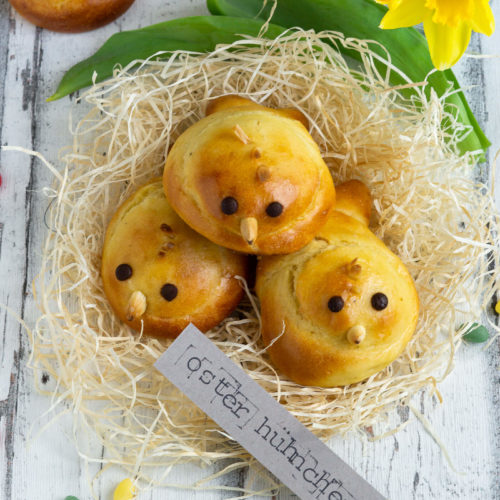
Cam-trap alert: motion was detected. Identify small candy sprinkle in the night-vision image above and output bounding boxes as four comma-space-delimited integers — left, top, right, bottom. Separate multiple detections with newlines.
113, 478, 136, 500
495, 300, 500, 315
462, 323, 489, 343
64, 496, 80, 500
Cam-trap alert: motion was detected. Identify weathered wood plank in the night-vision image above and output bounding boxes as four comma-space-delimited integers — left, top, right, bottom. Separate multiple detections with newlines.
0, 6, 38, 500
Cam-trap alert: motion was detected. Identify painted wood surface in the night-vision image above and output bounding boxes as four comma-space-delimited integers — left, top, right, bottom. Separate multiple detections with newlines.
0, 0, 499, 499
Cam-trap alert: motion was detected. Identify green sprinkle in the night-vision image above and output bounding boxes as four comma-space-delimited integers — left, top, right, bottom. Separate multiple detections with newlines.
64, 496, 80, 500
462, 323, 489, 343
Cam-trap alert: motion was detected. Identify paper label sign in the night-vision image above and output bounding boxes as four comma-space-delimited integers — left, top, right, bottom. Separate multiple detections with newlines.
154, 324, 384, 500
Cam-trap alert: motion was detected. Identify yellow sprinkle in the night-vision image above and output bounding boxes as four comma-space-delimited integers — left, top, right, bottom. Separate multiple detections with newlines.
495, 300, 500, 315
113, 478, 136, 500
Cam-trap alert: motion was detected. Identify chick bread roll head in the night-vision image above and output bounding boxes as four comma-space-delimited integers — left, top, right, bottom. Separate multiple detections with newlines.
256, 180, 419, 387
163, 96, 335, 254
101, 179, 248, 338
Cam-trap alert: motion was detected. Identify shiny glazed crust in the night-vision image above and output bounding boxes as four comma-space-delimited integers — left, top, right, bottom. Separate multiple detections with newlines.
163, 96, 335, 255
256, 180, 419, 387
9, 0, 135, 32
101, 179, 248, 338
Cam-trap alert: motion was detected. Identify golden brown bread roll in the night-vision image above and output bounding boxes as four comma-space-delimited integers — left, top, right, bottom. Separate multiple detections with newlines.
9, 0, 135, 33
256, 180, 419, 387
163, 96, 335, 255
101, 179, 248, 338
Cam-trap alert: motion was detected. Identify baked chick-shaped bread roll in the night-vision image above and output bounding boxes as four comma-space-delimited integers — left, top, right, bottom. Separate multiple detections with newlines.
163, 96, 335, 254
101, 179, 248, 338
256, 180, 419, 387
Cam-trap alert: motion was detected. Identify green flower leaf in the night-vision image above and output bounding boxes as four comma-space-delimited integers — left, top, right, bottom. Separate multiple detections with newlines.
48, 16, 284, 102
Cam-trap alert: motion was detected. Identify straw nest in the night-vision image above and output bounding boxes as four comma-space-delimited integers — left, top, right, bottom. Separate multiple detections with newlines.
30, 29, 499, 492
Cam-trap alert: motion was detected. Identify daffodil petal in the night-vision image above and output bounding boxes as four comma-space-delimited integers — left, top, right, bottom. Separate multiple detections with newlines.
379, 0, 428, 29
424, 19, 472, 70
426, 0, 474, 27
470, 0, 495, 36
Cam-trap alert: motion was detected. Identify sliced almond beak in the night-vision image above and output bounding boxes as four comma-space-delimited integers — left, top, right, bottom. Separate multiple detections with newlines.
240, 217, 258, 245
126, 290, 147, 321
347, 325, 366, 345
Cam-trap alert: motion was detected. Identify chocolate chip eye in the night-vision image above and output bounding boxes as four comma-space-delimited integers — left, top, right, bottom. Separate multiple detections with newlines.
371, 293, 388, 311
161, 283, 178, 301
115, 263, 132, 281
221, 196, 238, 215
328, 296, 344, 312
266, 201, 283, 217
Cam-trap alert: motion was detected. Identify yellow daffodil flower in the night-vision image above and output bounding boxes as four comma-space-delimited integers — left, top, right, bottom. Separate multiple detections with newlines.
376, 0, 495, 70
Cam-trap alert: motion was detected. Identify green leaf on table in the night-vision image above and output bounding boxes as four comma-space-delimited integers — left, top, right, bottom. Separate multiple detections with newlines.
48, 16, 284, 101
207, 0, 490, 158
462, 323, 489, 343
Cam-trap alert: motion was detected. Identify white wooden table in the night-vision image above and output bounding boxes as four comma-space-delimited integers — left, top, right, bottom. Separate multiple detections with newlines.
0, 1, 499, 499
